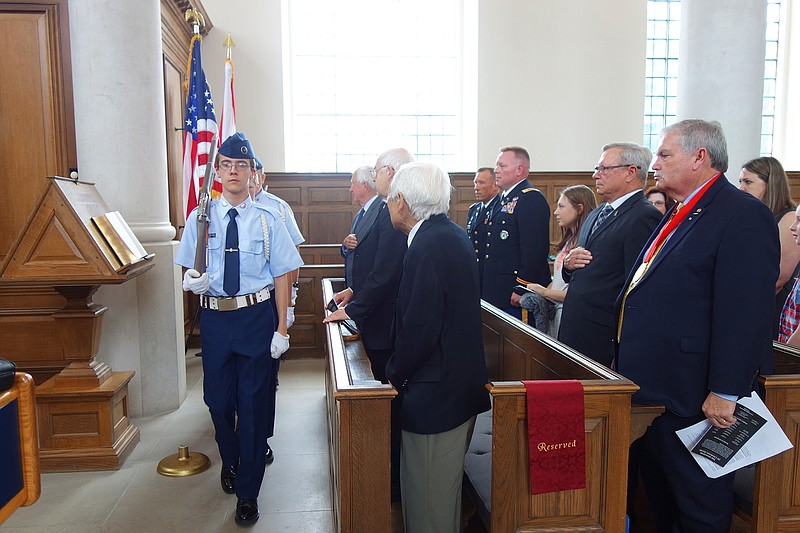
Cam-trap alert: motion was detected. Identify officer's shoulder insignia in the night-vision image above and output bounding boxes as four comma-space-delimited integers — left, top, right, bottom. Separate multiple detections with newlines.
469, 201, 480, 208
521, 187, 539, 193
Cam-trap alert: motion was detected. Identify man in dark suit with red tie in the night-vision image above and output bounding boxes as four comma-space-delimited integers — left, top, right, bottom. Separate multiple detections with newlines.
615, 120, 780, 532
558, 142, 661, 365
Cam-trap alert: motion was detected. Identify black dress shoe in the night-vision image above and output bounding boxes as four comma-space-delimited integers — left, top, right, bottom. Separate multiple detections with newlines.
235, 497, 259, 526
265, 444, 274, 465
220, 465, 237, 494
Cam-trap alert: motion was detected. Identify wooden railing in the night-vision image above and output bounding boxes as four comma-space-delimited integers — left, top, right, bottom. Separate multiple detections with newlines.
322, 278, 396, 533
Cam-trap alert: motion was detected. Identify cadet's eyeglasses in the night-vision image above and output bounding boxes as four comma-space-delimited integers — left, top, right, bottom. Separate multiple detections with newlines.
219, 161, 252, 171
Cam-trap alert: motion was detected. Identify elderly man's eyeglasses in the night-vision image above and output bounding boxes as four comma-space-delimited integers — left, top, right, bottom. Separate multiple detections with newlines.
219, 161, 252, 171
593, 164, 640, 174
370, 165, 390, 178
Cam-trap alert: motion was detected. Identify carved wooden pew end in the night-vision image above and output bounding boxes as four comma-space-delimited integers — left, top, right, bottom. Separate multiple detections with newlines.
468, 304, 638, 532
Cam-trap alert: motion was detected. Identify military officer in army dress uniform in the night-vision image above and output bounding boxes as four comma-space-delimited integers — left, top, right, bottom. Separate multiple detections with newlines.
176, 132, 303, 527
465, 167, 500, 292
482, 146, 551, 319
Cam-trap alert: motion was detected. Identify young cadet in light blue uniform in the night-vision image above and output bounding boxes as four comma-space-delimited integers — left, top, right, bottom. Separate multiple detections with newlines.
248, 157, 305, 465
176, 132, 303, 527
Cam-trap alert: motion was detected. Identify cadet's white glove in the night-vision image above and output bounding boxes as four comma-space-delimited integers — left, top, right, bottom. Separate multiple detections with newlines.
286, 307, 295, 329
290, 286, 298, 306
182, 269, 209, 295
271, 332, 290, 359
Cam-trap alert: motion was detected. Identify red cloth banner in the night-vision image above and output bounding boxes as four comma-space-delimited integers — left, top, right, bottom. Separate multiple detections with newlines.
524, 379, 586, 495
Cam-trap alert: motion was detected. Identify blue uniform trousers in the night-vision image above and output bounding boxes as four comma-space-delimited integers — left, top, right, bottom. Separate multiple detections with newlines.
200, 301, 274, 499
266, 290, 280, 439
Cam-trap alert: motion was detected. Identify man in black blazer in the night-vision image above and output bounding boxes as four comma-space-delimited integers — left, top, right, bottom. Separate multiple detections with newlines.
558, 142, 661, 365
616, 120, 779, 532
483, 146, 551, 318
385, 161, 491, 533
465, 167, 500, 292
324, 147, 413, 502
325, 148, 413, 382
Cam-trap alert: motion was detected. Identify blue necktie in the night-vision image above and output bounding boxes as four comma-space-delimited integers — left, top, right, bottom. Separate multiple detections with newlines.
351, 207, 365, 233
591, 203, 614, 234
223, 208, 239, 296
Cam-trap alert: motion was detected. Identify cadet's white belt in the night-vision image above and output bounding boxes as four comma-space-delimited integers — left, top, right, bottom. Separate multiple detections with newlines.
200, 288, 271, 312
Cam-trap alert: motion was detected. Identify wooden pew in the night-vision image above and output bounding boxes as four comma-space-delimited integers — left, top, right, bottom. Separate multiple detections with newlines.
733, 343, 800, 531
0, 372, 40, 525
322, 278, 396, 533
466, 303, 639, 532
465, 302, 637, 533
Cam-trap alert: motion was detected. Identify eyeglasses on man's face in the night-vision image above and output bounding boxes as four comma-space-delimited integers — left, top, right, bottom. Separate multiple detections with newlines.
219, 160, 252, 171
593, 164, 640, 174
370, 165, 390, 178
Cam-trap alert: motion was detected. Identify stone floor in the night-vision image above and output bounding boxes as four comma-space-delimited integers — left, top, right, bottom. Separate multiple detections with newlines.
3, 353, 334, 532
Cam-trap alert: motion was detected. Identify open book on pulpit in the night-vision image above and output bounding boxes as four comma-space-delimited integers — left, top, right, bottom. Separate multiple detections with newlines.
0, 176, 155, 284
90, 211, 153, 273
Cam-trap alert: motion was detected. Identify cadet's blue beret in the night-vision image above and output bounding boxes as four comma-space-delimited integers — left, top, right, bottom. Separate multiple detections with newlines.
219, 132, 255, 159
255, 157, 263, 170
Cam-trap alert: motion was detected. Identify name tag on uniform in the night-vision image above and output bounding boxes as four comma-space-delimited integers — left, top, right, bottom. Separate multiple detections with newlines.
209, 232, 216, 238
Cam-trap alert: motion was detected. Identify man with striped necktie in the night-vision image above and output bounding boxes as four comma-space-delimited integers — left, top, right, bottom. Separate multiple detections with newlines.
558, 142, 661, 366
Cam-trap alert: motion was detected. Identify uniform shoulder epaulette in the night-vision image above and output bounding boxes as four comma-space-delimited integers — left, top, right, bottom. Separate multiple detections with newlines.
252, 202, 281, 219
521, 187, 540, 193
469, 201, 481, 208
264, 191, 285, 203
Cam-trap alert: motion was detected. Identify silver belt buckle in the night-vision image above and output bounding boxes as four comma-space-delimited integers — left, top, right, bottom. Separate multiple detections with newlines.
203, 289, 269, 311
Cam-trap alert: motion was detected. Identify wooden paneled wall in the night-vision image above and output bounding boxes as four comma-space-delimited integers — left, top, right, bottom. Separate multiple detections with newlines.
269, 170, 800, 252
266, 171, 598, 252
0, 0, 77, 264
278, 170, 800, 359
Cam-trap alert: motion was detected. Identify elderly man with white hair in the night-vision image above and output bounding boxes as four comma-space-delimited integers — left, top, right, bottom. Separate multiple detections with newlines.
385, 161, 491, 533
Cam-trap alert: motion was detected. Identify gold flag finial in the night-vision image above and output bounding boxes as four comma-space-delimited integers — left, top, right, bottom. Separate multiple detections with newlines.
184, 9, 206, 35
223, 33, 236, 61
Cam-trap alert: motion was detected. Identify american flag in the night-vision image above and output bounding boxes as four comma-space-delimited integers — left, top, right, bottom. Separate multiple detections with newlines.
182, 35, 219, 218
219, 57, 236, 145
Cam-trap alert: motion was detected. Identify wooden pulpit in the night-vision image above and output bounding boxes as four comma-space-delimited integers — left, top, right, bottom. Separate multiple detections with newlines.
0, 177, 154, 472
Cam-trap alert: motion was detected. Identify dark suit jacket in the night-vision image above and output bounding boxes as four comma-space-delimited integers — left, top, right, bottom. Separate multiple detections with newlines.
558, 191, 661, 365
386, 214, 491, 434
615, 177, 780, 416
466, 195, 500, 292
345, 203, 407, 351
342, 195, 382, 286
481, 180, 551, 309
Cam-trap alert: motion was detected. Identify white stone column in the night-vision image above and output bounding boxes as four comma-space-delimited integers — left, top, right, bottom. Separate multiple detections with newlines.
678, 0, 767, 180
68, 0, 186, 416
